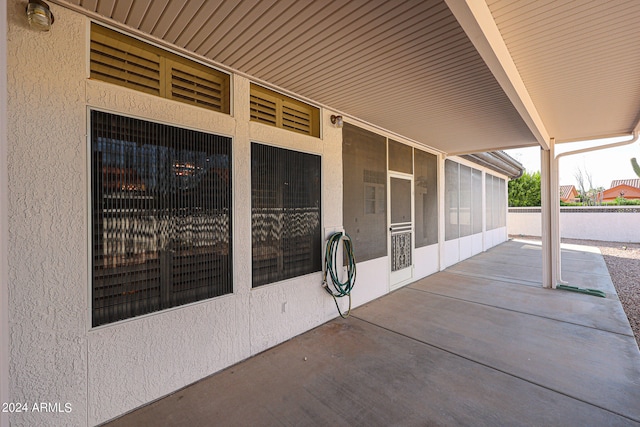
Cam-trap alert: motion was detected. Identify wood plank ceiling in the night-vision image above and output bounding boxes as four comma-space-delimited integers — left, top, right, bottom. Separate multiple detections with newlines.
56, 0, 640, 154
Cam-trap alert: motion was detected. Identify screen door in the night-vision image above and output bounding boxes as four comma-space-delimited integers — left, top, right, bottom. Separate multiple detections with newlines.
389, 174, 413, 288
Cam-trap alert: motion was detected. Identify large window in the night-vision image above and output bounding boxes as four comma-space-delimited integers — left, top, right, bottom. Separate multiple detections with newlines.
91, 111, 232, 327
251, 143, 322, 287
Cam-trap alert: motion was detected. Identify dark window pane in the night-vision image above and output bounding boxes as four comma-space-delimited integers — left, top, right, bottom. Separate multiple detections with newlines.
91, 111, 232, 327
342, 123, 387, 261
251, 143, 321, 287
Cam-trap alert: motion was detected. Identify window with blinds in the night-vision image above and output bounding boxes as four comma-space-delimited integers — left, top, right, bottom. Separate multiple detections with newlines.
250, 84, 320, 137
90, 110, 232, 327
90, 24, 230, 114
251, 143, 321, 287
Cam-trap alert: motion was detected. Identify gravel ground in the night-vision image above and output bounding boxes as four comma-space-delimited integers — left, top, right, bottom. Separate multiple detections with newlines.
513, 236, 640, 350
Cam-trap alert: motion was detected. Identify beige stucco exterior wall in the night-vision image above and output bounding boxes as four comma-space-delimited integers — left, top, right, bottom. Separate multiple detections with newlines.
1, 0, 10, 426
6, 4, 346, 425
7, 3, 87, 426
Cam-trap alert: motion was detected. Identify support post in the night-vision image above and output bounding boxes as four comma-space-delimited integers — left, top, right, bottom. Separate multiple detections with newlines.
540, 141, 561, 288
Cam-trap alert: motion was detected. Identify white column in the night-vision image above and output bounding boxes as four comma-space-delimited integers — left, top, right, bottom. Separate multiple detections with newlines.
540, 142, 561, 288
1, 0, 10, 425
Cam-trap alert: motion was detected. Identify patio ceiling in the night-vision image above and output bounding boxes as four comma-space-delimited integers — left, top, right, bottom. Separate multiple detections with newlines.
55, 0, 640, 155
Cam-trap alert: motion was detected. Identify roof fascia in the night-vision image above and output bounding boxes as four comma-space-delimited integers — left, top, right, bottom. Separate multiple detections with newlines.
445, 0, 550, 150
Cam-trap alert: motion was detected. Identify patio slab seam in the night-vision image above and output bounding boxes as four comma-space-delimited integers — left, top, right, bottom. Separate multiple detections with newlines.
349, 314, 640, 424
441, 267, 544, 287
406, 278, 635, 339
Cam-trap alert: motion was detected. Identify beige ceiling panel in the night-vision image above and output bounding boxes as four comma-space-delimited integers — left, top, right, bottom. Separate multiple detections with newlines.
249, 1, 386, 79
488, 0, 640, 141
147, 1, 192, 39
278, 2, 452, 90
137, 0, 170, 34
218, 1, 318, 66
78, 0, 98, 12
160, 0, 211, 44
198, 1, 276, 58
178, 0, 239, 52
94, 0, 116, 18
111, 0, 134, 23
125, 0, 151, 28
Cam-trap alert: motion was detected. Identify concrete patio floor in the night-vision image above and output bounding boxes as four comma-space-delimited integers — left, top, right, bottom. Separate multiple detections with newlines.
105, 239, 640, 426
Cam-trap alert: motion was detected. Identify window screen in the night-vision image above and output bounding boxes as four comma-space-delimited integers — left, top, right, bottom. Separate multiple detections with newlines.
445, 160, 459, 241
342, 123, 387, 262
251, 143, 321, 287
414, 149, 438, 247
472, 169, 483, 234
485, 174, 506, 230
91, 111, 232, 327
388, 139, 412, 174
459, 165, 472, 237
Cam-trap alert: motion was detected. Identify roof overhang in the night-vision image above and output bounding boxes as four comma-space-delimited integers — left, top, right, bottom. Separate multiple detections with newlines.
51, 0, 640, 155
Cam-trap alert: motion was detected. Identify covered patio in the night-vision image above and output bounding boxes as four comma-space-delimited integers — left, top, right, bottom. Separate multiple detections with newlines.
105, 239, 640, 426
3, 1, 640, 425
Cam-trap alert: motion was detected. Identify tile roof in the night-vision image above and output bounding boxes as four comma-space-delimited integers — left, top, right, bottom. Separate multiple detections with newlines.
610, 179, 640, 189
559, 185, 577, 200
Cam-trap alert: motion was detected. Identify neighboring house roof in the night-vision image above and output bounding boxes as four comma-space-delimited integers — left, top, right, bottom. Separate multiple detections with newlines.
610, 179, 640, 189
559, 185, 579, 202
601, 184, 640, 201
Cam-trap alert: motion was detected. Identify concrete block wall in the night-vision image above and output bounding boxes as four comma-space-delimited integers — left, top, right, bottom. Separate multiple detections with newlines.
508, 207, 640, 243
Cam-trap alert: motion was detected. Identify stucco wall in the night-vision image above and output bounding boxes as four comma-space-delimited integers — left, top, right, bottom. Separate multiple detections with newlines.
508, 207, 640, 243
1, 0, 10, 425
7, 4, 88, 426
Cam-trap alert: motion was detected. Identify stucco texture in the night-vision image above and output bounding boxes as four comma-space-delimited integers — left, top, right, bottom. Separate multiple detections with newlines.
7, 4, 87, 426
7, 4, 347, 425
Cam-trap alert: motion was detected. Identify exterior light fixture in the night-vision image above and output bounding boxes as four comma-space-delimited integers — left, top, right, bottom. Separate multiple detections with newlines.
330, 115, 343, 128
26, 0, 55, 31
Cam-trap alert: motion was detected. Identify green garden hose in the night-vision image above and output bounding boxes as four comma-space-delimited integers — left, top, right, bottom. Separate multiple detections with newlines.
322, 232, 357, 318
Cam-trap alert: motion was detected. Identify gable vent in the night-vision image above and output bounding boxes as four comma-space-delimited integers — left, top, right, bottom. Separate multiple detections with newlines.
250, 84, 319, 137
90, 24, 230, 114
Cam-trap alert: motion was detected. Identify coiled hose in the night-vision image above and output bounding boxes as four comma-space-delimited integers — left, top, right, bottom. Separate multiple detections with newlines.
322, 232, 356, 319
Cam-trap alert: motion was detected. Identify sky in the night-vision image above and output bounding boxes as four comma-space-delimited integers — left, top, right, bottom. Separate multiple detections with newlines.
503, 135, 640, 190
